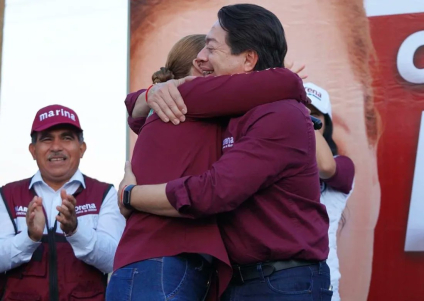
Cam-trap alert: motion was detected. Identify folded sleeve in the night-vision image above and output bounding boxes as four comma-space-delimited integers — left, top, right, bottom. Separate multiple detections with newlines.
322, 156, 355, 194
179, 68, 308, 118
125, 89, 147, 134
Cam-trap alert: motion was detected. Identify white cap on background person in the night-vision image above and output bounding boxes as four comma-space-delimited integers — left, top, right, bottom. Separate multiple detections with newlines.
303, 82, 332, 119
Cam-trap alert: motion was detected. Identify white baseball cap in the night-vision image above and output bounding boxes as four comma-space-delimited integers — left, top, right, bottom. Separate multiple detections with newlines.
303, 82, 332, 119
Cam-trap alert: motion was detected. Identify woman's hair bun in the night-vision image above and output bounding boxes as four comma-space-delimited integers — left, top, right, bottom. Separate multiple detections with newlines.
152, 67, 175, 84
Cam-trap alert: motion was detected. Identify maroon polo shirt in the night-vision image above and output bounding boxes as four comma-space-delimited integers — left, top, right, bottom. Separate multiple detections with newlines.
114, 68, 306, 295
166, 100, 330, 265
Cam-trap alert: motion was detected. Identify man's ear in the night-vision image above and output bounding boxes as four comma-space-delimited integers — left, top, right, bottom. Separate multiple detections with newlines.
79, 142, 87, 159
244, 50, 258, 72
192, 58, 204, 76
29, 143, 36, 160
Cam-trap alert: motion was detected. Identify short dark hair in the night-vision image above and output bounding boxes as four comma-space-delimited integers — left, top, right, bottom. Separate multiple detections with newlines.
31, 125, 84, 144
217, 4, 287, 71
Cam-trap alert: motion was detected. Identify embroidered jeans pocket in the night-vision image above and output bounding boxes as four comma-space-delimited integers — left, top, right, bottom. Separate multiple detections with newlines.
105, 268, 137, 301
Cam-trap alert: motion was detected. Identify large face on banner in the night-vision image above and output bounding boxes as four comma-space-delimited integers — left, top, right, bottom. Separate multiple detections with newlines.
129, 1, 380, 300
366, 2, 424, 300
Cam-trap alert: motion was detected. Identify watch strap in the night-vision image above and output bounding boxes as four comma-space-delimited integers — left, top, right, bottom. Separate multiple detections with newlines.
123, 184, 136, 210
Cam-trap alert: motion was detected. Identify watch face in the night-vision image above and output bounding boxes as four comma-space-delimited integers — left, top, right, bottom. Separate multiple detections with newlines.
123, 186, 133, 209
123, 190, 130, 205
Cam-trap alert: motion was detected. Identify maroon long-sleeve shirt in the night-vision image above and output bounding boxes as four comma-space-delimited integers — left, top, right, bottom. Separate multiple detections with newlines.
166, 100, 330, 265
114, 68, 306, 295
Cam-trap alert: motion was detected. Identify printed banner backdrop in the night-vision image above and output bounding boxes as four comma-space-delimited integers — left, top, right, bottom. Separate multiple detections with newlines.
129, 0, 424, 300
367, 1, 424, 300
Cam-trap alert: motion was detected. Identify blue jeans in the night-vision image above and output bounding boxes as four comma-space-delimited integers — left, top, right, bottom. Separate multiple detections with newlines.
221, 261, 333, 301
106, 254, 212, 301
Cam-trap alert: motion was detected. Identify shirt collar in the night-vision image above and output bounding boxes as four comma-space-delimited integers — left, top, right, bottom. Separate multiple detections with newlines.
29, 169, 86, 190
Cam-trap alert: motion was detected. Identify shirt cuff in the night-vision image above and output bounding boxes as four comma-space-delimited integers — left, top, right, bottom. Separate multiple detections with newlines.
322, 163, 339, 183
127, 116, 147, 134
322, 156, 354, 194
66, 225, 95, 255
166, 177, 196, 218
13, 231, 41, 255
125, 89, 146, 116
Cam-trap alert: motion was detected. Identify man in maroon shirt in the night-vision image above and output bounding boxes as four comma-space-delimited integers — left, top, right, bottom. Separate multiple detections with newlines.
119, 4, 330, 301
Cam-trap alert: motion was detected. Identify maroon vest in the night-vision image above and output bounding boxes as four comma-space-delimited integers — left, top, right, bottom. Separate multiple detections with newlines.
0, 176, 112, 301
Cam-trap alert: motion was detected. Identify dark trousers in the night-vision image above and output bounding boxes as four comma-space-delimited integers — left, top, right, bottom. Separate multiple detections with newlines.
221, 261, 333, 301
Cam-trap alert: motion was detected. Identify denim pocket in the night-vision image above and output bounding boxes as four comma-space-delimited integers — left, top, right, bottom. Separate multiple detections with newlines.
265, 267, 313, 298
320, 288, 333, 301
162, 255, 212, 301
266, 277, 312, 295
106, 268, 137, 301
162, 256, 188, 299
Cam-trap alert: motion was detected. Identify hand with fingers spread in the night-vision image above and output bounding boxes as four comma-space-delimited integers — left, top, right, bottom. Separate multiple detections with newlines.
146, 76, 197, 124
118, 161, 137, 219
26, 196, 46, 242
56, 190, 78, 235
285, 61, 308, 80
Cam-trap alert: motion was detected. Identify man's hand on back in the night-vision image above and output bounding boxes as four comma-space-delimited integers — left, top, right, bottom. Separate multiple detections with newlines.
146, 76, 196, 125
285, 61, 308, 80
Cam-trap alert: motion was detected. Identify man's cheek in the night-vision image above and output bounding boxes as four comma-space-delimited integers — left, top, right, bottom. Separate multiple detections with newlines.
331, 116, 352, 156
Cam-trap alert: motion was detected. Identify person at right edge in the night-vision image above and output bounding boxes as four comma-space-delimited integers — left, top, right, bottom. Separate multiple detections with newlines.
305, 82, 355, 301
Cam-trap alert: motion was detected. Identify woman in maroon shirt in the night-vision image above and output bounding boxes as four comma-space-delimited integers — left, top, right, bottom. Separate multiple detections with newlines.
107, 35, 307, 301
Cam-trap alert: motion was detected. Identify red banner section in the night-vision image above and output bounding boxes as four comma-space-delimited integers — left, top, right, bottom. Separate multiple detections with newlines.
368, 12, 424, 301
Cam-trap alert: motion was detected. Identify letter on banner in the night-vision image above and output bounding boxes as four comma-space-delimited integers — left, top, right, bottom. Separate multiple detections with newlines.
405, 111, 424, 251
397, 31, 424, 84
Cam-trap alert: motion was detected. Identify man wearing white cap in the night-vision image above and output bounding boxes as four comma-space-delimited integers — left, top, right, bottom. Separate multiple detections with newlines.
304, 82, 355, 301
0, 105, 125, 301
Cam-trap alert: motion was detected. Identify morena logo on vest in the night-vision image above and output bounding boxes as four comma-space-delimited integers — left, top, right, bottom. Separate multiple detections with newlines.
75, 203, 97, 214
